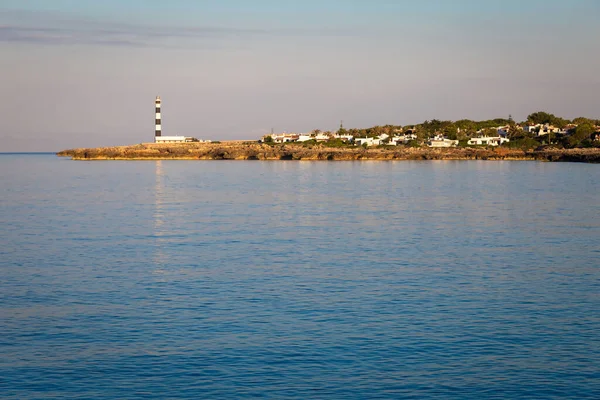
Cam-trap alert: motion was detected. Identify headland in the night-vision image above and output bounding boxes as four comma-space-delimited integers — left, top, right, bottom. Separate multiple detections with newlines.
59, 97, 600, 162
57, 142, 600, 163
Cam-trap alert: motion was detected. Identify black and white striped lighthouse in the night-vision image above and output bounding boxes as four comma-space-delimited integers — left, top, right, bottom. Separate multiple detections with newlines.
155, 96, 162, 139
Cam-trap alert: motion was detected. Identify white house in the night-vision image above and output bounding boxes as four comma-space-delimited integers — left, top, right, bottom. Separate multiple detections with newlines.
561, 124, 577, 134
271, 133, 299, 143
523, 124, 560, 136
428, 135, 458, 148
355, 137, 381, 146
297, 134, 312, 142
391, 133, 417, 145
314, 133, 330, 142
155, 136, 195, 143
336, 134, 354, 142
354, 137, 372, 146
537, 125, 561, 136
523, 124, 540, 133
468, 136, 510, 146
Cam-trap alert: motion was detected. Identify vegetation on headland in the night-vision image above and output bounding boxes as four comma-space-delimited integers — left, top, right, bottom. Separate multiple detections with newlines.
57, 142, 600, 163
262, 111, 600, 150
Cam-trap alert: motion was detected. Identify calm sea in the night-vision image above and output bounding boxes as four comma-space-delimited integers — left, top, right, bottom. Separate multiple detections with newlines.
1, 154, 599, 399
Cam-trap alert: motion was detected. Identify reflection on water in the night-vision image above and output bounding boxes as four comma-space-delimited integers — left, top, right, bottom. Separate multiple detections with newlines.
153, 160, 167, 271
1, 156, 600, 399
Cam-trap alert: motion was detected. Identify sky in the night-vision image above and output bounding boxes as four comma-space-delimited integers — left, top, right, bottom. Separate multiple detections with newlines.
1, 0, 599, 151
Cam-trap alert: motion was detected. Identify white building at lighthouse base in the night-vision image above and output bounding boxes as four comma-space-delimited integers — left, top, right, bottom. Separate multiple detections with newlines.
155, 136, 196, 143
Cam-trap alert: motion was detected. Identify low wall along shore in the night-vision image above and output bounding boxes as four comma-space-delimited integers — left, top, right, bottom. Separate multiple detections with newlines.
57, 142, 600, 163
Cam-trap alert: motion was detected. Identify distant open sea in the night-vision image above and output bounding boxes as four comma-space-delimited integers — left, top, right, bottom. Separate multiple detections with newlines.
1, 154, 599, 399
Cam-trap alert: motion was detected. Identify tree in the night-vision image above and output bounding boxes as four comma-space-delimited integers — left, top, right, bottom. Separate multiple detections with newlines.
569, 123, 595, 147
443, 124, 458, 140
527, 111, 557, 125
553, 118, 568, 129
572, 117, 594, 126
362, 126, 384, 138
482, 127, 498, 137
348, 128, 360, 138
263, 135, 273, 143
492, 118, 511, 126
414, 126, 428, 141
508, 125, 528, 140
455, 119, 473, 128
421, 119, 452, 135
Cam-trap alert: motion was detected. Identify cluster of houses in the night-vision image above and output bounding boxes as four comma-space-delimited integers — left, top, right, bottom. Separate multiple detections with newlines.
268, 132, 353, 143
263, 130, 510, 148
522, 123, 571, 136
265, 131, 423, 146
426, 134, 508, 148
262, 122, 600, 148
519, 122, 600, 139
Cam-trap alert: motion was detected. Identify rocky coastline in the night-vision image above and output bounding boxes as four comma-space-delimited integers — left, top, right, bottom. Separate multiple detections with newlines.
57, 142, 600, 163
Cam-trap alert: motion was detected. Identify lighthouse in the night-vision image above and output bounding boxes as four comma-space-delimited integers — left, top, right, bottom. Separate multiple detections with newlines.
153, 96, 195, 143
155, 96, 162, 139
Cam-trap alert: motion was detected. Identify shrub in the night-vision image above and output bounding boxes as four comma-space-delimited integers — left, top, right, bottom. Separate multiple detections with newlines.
506, 137, 540, 150
324, 138, 349, 148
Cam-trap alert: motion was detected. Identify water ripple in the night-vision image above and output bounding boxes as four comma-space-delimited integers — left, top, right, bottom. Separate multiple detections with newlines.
1, 156, 599, 399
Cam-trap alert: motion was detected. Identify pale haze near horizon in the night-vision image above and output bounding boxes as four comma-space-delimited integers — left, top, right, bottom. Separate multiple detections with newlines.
1, 0, 599, 152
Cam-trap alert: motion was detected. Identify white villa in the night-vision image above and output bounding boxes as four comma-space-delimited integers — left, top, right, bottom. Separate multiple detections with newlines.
270, 133, 299, 143
354, 137, 380, 146
428, 135, 458, 148
523, 124, 561, 136
314, 133, 331, 142
390, 133, 417, 145
297, 134, 312, 142
468, 136, 510, 146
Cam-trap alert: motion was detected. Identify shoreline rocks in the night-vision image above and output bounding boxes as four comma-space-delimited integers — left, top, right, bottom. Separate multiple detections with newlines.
56, 142, 600, 163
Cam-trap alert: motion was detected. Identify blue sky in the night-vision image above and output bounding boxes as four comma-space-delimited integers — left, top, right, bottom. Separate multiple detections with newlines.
2, 0, 599, 151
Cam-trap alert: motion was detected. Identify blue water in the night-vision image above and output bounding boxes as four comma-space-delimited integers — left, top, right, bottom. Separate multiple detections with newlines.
1, 154, 599, 399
